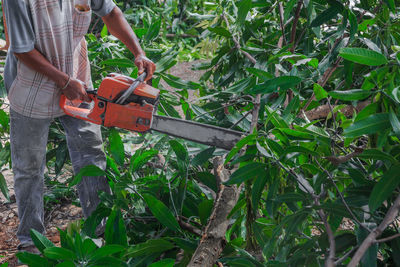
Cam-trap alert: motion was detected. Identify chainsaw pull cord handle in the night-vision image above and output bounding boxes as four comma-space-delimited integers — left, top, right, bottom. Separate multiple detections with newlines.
115, 72, 147, 104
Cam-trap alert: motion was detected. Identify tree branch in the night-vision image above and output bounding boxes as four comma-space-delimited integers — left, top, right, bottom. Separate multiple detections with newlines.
302, 100, 371, 121
348, 194, 400, 266
289, 0, 303, 52
178, 218, 202, 236
375, 232, 400, 243
334, 246, 358, 265
187, 158, 240, 267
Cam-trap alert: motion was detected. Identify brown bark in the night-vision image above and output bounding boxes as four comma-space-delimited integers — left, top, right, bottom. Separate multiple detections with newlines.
302, 100, 370, 121
187, 158, 240, 267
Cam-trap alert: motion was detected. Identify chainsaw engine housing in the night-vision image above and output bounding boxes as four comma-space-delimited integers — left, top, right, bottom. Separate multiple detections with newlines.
60, 73, 160, 133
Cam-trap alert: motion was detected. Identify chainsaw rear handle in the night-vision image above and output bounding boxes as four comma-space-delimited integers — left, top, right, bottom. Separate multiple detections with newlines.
59, 93, 100, 122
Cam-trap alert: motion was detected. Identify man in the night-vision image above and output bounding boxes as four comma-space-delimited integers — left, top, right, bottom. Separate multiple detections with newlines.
3, 0, 155, 253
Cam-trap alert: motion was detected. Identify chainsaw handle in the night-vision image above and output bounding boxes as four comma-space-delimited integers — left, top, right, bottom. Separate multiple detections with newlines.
115, 72, 147, 104
59, 94, 97, 120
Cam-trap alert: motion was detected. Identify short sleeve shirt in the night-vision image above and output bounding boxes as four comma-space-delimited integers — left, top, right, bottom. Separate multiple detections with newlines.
3, 0, 116, 118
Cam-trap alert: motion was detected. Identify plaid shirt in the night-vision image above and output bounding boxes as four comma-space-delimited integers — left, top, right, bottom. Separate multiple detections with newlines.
4, 0, 115, 119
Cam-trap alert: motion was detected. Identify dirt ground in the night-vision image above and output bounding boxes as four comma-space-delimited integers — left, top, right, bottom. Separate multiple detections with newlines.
0, 61, 205, 266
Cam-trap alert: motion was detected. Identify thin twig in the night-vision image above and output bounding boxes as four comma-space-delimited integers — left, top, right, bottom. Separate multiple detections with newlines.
334, 246, 358, 265
230, 110, 252, 129
375, 232, 400, 243
278, 3, 287, 46
290, 0, 303, 52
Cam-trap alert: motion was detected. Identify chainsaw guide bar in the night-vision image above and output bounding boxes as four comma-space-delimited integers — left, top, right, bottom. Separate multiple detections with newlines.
151, 115, 243, 150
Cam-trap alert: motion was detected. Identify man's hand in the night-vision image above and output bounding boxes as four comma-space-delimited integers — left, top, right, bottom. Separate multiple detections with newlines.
62, 78, 91, 102
135, 54, 156, 81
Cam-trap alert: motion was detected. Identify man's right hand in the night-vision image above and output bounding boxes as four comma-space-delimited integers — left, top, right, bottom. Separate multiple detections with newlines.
62, 77, 91, 102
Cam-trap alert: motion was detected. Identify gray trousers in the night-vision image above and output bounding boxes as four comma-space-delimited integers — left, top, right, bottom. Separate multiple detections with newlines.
10, 109, 111, 246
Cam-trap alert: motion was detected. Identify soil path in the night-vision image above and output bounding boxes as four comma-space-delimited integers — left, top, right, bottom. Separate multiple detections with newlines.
0, 61, 205, 266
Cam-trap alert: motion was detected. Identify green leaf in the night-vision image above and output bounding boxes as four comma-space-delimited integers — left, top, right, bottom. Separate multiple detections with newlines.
44, 247, 77, 261
284, 0, 297, 21
143, 194, 181, 232
69, 165, 107, 187
385, 0, 396, 12
339, 48, 388, 66
0, 109, 9, 129
344, 113, 391, 138
106, 156, 121, 177
55, 142, 68, 175
208, 26, 231, 37
169, 140, 188, 162
313, 83, 328, 101
225, 134, 256, 164
198, 199, 214, 225
108, 129, 125, 166
225, 162, 266, 185
310, 5, 342, 27
0, 172, 9, 202
280, 128, 315, 140
126, 239, 174, 258
16, 252, 49, 267
389, 109, 400, 138
369, 165, 400, 212
148, 259, 175, 267
191, 147, 215, 166
390, 238, 400, 266
358, 149, 397, 164
162, 74, 201, 90
100, 58, 135, 68
130, 150, 159, 172
88, 245, 126, 261
251, 170, 269, 213
30, 229, 55, 254
348, 10, 358, 39
281, 146, 319, 158
105, 208, 128, 246
329, 89, 372, 101
237, 0, 252, 25
55, 261, 75, 267
196, 172, 218, 192
101, 24, 108, 38
145, 18, 161, 41
281, 210, 310, 235
249, 76, 301, 94
275, 193, 307, 203
246, 68, 273, 81
155, 51, 178, 73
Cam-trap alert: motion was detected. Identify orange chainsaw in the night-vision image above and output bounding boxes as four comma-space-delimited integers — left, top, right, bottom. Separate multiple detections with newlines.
60, 73, 243, 150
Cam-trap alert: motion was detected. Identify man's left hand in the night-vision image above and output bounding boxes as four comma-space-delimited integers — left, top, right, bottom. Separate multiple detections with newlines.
135, 54, 156, 82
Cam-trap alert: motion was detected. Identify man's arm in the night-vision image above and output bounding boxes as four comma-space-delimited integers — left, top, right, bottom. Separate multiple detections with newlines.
15, 50, 91, 101
102, 7, 156, 81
